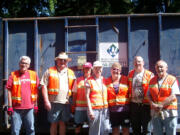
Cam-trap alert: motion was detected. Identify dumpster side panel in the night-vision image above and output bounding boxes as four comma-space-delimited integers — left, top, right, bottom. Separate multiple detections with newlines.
160, 16, 180, 76
129, 17, 159, 73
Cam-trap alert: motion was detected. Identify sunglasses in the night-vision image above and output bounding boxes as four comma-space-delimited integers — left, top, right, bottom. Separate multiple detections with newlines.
59, 59, 67, 62
112, 68, 120, 72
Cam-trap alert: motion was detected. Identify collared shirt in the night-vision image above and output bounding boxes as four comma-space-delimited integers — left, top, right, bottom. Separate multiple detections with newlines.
40, 67, 70, 104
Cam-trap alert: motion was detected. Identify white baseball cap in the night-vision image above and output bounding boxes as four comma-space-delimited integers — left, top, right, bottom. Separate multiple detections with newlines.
93, 61, 103, 67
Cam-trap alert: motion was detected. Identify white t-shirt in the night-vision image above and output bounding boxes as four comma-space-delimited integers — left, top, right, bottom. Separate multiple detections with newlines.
131, 69, 145, 103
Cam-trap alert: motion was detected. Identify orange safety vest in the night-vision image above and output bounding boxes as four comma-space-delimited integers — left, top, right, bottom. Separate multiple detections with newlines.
11, 70, 38, 104
128, 69, 152, 104
88, 76, 108, 109
48, 66, 75, 96
106, 75, 129, 107
149, 75, 177, 110
76, 76, 87, 107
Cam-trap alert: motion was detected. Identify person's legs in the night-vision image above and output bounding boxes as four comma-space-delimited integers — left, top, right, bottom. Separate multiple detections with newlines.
112, 127, 119, 135
101, 109, 109, 135
130, 103, 141, 135
59, 121, 66, 135
47, 103, 61, 135
151, 117, 163, 135
88, 109, 101, 135
75, 125, 82, 135
74, 110, 87, 135
11, 109, 22, 135
141, 105, 151, 135
164, 117, 177, 135
122, 127, 129, 135
23, 109, 35, 135
50, 122, 58, 135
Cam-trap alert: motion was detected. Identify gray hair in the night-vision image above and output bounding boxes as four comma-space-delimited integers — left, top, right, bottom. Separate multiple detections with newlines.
19, 56, 31, 64
156, 60, 168, 68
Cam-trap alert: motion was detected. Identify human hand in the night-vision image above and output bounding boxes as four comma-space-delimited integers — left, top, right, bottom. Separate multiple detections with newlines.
44, 101, 51, 111
88, 110, 95, 120
7, 107, 14, 116
151, 102, 163, 112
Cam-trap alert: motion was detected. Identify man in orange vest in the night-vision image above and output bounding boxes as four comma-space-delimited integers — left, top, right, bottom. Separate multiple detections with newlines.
106, 62, 130, 135
72, 62, 92, 135
86, 61, 109, 135
41, 52, 76, 135
148, 60, 180, 135
128, 56, 153, 135
6, 56, 39, 135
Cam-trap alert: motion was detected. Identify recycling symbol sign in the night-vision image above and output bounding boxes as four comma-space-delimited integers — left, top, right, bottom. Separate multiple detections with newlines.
107, 44, 119, 57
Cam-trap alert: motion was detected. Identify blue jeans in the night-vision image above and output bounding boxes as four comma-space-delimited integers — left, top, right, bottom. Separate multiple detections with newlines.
11, 109, 35, 135
152, 116, 177, 135
88, 108, 110, 135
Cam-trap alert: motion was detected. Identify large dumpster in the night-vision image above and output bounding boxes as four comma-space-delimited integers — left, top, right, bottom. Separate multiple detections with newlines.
1, 13, 180, 133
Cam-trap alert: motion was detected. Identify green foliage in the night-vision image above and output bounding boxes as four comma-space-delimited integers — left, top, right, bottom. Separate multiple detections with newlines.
0, 0, 179, 18
168, 0, 180, 13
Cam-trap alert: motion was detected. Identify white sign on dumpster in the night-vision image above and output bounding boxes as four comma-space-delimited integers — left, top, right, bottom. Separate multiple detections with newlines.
99, 42, 128, 67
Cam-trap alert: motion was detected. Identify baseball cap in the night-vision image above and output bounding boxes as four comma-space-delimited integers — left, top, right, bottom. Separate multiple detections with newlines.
83, 62, 92, 68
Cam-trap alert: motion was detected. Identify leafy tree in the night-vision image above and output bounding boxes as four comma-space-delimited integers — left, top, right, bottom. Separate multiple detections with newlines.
109, 0, 134, 14
168, 0, 180, 12
0, 0, 41, 17
0, 0, 179, 18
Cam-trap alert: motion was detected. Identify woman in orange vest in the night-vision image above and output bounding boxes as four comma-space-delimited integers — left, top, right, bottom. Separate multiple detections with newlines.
148, 60, 180, 135
106, 62, 130, 135
86, 61, 109, 135
72, 62, 92, 135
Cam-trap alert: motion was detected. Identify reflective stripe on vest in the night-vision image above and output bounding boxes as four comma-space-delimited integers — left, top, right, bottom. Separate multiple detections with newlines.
128, 69, 152, 104
76, 76, 87, 107
88, 77, 108, 109
48, 66, 75, 96
11, 70, 37, 104
106, 76, 129, 107
149, 75, 177, 110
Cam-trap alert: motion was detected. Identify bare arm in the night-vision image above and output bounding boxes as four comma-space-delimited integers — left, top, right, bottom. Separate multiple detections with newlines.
42, 85, 51, 111
160, 94, 176, 108
8, 90, 12, 107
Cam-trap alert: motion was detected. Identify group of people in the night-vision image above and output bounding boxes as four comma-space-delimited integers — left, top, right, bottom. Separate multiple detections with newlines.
6, 52, 179, 135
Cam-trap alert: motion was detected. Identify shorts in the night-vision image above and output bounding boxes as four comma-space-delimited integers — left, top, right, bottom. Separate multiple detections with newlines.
110, 111, 130, 128
74, 110, 88, 125
48, 103, 71, 123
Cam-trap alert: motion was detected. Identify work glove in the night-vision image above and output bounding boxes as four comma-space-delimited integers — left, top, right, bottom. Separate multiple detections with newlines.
7, 107, 14, 116
34, 106, 38, 114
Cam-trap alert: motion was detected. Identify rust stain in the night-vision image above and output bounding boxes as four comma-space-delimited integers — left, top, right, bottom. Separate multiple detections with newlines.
39, 36, 43, 52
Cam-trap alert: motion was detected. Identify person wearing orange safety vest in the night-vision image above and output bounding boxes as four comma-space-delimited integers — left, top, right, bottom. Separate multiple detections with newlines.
148, 60, 180, 135
72, 62, 92, 135
106, 62, 130, 135
6, 56, 39, 135
86, 61, 110, 135
41, 52, 75, 135
128, 56, 154, 135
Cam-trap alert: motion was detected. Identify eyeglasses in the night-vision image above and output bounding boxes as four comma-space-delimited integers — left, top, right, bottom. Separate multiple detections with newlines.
112, 68, 120, 72
20, 62, 29, 65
